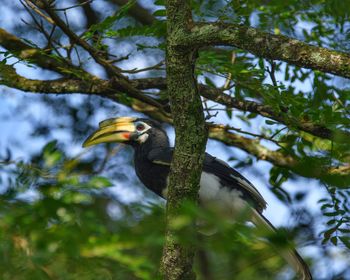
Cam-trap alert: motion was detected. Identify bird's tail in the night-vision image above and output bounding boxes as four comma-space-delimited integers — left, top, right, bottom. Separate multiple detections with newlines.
251, 210, 312, 280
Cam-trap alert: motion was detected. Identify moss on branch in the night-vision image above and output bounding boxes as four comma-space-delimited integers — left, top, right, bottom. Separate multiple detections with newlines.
186, 23, 350, 79
0, 67, 348, 184
162, 0, 207, 278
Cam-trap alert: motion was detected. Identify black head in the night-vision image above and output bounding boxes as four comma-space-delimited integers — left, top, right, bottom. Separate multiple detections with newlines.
82, 117, 169, 148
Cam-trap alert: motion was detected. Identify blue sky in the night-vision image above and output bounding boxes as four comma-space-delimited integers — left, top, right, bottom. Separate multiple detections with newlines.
0, 0, 349, 277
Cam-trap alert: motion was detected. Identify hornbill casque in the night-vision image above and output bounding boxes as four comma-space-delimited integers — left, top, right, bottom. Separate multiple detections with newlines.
83, 116, 312, 280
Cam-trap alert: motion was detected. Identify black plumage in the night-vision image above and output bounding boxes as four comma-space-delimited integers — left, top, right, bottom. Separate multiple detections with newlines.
83, 117, 312, 280
131, 119, 266, 211
132, 119, 170, 197
146, 147, 267, 212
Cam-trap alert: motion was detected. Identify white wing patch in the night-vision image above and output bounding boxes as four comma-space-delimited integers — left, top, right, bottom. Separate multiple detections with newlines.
161, 171, 264, 220
211, 157, 267, 210
199, 172, 251, 220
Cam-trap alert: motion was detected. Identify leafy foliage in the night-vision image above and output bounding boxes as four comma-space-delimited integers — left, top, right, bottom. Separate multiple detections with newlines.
0, 143, 307, 280
0, 0, 349, 278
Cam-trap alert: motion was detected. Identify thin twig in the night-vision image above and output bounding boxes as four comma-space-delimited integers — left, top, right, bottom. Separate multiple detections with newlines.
269, 126, 288, 140
53, 0, 94, 11
121, 60, 165, 73
24, 0, 55, 24
39, 2, 168, 113
107, 54, 131, 64
223, 51, 236, 89
266, 59, 278, 87
331, 91, 350, 115
21, 1, 64, 58
203, 98, 218, 120
216, 124, 289, 150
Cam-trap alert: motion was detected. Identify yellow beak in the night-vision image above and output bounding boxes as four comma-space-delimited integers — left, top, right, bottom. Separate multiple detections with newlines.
82, 117, 137, 147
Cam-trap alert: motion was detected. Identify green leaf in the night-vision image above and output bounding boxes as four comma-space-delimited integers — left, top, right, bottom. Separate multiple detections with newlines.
89, 176, 113, 188
321, 203, 333, 210
339, 236, 350, 249
226, 108, 232, 119
153, 9, 166, 17
326, 219, 337, 225
43, 140, 58, 154
323, 227, 337, 239
330, 236, 338, 246
44, 150, 63, 168
323, 212, 339, 217
154, 0, 165, 5
258, 58, 264, 69
42, 140, 63, 168
204, 76, 216, 87
265, 120, 277, 125
84, 0, 137, 39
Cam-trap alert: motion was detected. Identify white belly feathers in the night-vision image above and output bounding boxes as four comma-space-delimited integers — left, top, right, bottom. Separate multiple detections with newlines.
162, 172, 252, 220
199, 172, 250, 219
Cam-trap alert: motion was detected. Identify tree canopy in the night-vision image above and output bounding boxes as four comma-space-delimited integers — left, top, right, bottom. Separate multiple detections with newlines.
0, 0, 349, 279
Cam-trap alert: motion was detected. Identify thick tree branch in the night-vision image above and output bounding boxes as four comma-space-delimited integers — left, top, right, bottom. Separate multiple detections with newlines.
208, 126, 349, 186
0, 64, 103, 93
0, 24, 166, 113
1, 67, 347, 185
0, 63, 170, 116
199, 86, 350, 143
132, 77, 350, 143
4, 23, 345, 143
186, 23, 350, 79
0, 0, 160, 112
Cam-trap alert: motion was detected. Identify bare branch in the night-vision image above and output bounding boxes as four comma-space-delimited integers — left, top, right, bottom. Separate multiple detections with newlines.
54, 0, 93, 12
20, 1, 64, 59
266, 60, 278, 87
121, 60, 165, 74
223, 51, 236, 89
23, 0, 55, 24
39, 2, 168, 111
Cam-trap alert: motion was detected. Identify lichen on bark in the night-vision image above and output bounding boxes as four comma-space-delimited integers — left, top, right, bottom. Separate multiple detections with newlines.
186, 23, 350, 79
161, 0, 208, 279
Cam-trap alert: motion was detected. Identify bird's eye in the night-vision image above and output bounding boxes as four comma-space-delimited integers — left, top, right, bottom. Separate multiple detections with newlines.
136, 123, 145, 131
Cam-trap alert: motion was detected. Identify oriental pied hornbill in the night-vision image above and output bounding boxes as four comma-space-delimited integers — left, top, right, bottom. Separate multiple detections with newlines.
83, 116, 312, 280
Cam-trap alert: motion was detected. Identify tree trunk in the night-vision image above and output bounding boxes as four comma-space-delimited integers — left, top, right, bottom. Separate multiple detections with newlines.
161, 0, 208, 279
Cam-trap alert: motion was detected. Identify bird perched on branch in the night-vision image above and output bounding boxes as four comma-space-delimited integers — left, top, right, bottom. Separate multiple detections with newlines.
83, 116, 312, 280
